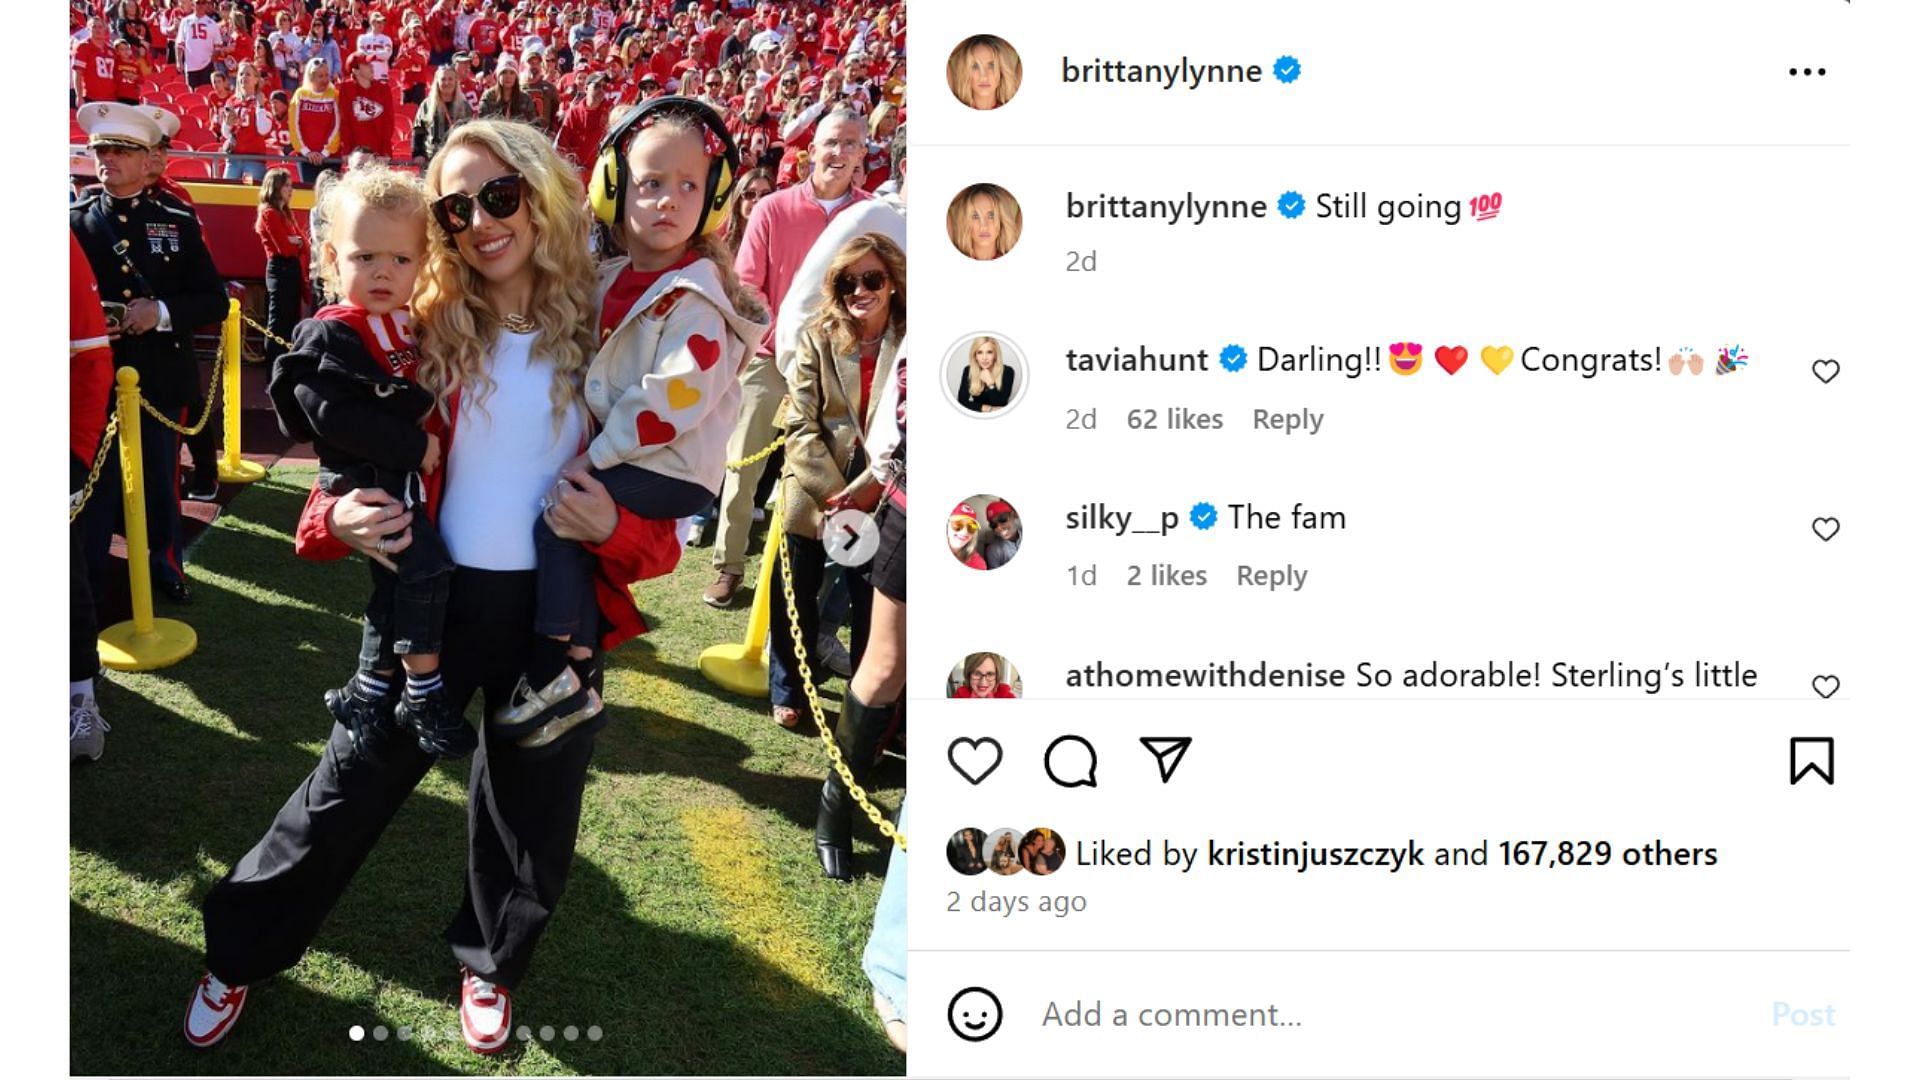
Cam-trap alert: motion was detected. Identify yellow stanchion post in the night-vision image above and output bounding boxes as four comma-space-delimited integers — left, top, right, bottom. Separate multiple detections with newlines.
698, 504, 783, 697
98, 368, 197, 671
217, 298, 266, 484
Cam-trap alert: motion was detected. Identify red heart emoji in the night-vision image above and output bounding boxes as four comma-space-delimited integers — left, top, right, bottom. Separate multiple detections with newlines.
686, 334, 721, 371
635, 411, 678, 446
1436, 345, 1468, 375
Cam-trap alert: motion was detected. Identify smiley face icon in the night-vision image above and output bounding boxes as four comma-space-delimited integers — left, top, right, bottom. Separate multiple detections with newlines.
1388, 341, 1423, 376
947, 986, 1004, 1042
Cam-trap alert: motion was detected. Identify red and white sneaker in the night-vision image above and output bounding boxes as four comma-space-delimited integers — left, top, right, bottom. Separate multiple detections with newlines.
182, 971, 247, 1048
459, 968, 512, 1054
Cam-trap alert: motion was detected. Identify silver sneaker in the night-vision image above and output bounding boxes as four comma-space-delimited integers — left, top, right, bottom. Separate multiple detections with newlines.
70, 695, 109, 763
516, 689, 605, 750
490, 666, 585, 732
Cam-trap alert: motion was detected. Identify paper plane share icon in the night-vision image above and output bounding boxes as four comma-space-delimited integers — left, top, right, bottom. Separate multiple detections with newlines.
1139, 737, 1193, 783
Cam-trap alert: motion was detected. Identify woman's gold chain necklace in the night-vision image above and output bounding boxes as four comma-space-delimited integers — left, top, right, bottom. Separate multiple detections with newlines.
502, 313, 536, 333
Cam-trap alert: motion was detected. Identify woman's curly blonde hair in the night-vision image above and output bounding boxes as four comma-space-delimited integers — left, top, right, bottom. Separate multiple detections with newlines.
413, 119, 597, 434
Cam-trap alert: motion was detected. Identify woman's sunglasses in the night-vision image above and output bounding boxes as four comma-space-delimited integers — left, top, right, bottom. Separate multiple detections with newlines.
833, 270, 889, 297
433, 174, 525, 237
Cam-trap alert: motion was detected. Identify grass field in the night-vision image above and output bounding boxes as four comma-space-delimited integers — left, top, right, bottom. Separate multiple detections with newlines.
70, 465, 905, 1076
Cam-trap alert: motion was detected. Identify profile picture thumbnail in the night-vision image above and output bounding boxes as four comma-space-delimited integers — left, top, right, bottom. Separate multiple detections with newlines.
947, 35, 1022, 110
1020, 827, 1066, 876
985, 828, 1024, 875
947, 184, 1022, 261
948, 652, 1021, 699
948, 827, 988, 876
949, 496, 1021, 570
947, 334, 1023, 416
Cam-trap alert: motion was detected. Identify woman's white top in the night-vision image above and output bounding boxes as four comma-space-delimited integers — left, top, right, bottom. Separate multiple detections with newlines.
438, 330, 585, 570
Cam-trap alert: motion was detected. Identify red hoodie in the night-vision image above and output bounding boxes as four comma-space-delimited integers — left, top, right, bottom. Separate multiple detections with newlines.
339, 77, 394, 154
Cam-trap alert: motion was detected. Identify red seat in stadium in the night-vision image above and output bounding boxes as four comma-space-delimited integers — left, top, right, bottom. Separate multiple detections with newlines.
165, 157, 212, 179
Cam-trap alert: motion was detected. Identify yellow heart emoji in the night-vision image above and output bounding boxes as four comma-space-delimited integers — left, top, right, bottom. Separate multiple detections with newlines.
666, 378, 702, 410
1481, 345, 1515, 375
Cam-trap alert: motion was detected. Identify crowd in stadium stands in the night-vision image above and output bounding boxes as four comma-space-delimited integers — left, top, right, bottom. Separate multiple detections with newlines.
72, 0, 905, 192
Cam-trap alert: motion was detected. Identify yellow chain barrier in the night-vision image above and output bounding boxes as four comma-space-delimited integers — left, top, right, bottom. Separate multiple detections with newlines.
726, 434, 786, 471
68, 410, 122, 524
776, 519, 906, 852
242, 311, 295, 355
137, 337, 225, 436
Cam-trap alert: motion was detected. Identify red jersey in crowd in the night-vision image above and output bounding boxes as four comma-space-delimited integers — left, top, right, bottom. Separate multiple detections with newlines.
728, 109, 777, 147
861, 142, 890, 192
469, 15, 500, 59
222, 95, 273, 155
290, 88, 341, 156
554, 97, 609, 169
424, 9, 454, 55
114, 52, 147, 102
339, 77, 394, 154
73, 39, 119, 103
391, 45, 430, 100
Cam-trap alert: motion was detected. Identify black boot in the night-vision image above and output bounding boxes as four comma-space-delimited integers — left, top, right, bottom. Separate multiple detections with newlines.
815, 690, 893, 880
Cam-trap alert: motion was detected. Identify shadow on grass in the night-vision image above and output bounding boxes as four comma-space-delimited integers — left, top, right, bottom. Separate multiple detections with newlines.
524, 858, 899, 1076
73, 852, 899, 1076
71, 902, 444, 1075
73, 467, 902, 1074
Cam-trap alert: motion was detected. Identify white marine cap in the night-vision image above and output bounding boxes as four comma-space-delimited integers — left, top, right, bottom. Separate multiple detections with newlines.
76, 101, 163, 150
145, 104, 183, 146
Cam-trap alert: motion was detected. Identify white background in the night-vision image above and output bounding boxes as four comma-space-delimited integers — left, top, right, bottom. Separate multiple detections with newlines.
909, 2, 1915, 1077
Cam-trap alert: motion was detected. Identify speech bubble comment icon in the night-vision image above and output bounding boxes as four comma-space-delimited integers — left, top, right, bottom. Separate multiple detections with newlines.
1044, 735, 1098, 788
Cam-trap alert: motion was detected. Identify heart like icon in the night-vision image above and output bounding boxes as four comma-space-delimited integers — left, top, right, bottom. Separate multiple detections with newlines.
1811, 675, 1839, 699
1812, 359, 1840, 384
1481, 345, 1515, 374
948, 736, 1003, 785
1811, 517, 1840, 542
1435, 345, 1468, 375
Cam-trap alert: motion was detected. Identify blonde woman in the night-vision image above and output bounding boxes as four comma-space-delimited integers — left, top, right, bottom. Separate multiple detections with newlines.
411, 65, 473, 166
189, 120, 683, 1056
778, 233, 906, 878
288, 56, 340, 183
956, 335, 1016, 413
946, 183, 1021, 260
946, 35, 1021, 110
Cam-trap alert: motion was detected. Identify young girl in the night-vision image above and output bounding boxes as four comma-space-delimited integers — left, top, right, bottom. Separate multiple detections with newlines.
112, 36, 152, 105
498, 97, 769, 733
266, 164, 473, 760
254, 167, 304, 365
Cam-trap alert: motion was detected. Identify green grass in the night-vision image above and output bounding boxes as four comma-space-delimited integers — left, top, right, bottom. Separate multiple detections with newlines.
71, 466, 904, 1076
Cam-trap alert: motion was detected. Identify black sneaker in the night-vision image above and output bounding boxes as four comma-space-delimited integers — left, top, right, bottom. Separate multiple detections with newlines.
185, 472, 221, 502
397, 684, 478, 759
324, 677, 401, 757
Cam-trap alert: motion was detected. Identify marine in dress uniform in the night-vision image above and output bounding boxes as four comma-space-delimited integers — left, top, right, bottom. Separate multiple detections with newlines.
70, 102, 226, 603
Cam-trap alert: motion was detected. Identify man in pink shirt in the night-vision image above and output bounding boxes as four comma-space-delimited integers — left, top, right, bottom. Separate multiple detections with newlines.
707, 105, 870, 608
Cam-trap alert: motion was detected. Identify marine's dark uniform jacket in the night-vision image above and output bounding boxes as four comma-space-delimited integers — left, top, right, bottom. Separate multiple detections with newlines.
69, 184, 226, 412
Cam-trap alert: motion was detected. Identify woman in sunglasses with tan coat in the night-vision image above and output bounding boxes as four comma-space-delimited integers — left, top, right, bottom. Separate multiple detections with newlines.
773, 231, 906, 878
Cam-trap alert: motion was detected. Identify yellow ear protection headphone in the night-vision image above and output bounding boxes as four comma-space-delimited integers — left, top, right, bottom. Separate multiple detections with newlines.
587, 95, 740, 240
